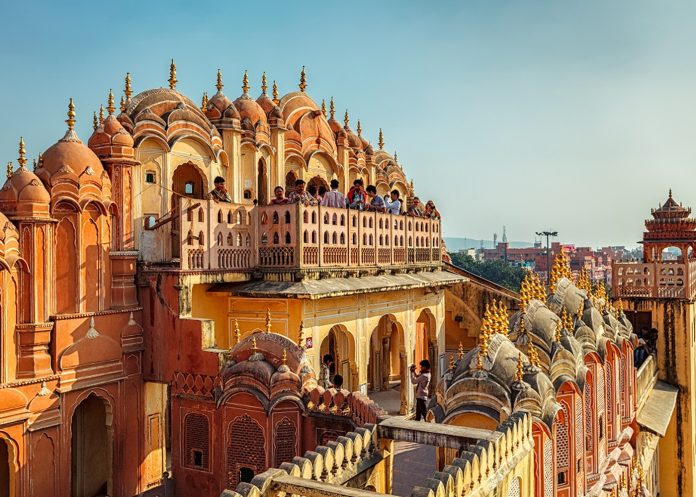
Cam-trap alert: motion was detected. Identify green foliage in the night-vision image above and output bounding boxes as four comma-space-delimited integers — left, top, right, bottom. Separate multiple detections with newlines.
449, 253, 526, 292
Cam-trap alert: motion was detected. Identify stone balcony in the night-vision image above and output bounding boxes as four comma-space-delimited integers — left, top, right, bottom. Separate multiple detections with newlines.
612, 260, 696, 299
178, 198, 442, 276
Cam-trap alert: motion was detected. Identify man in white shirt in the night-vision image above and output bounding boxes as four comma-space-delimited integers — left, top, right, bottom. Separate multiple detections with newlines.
384, 189, 402, 215
320, 179, 347, 208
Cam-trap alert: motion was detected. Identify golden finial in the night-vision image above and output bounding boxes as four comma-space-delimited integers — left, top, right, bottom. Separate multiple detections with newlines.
234, 319, 241, 344
107, 89, 115, 116
297, 320, 305, 348
344, 110, 349, 128
449, 354, 455, 369
549, 248, 571, 294
66, 98, 76, 130
528, 343, 540, 368
6, 162, 13, 179
261, 72, 267, 95
356, 120, 362, 137
329, 97, 335, 119
272, 80, 279, 104
201, 92, 209, 112
519, 313, 526, 335
299, 65, 307, 92
32, 158, 36, 170
99, 105, 104, 124
251, 336, 258, 353
555, 318, 562, 342
498, 300, 509, 336
37, 153, 43, 171
321, 99, 327, 117
119, 95, 126, 113
265, 308, 271, 333
458, 341, 464, 359
17, 137, 26, 169
124, 72, 132, 100
216, 69, 224, 92
242, 70, 249, 95
477, 331, 489, 370
281, 348, 288, 366
394, 151, 398, 163
169, 59, 177, 90
516, 353, 524, 382
92, 111, 98, 131
561, 306, 573, 332
378, 128, 384, 150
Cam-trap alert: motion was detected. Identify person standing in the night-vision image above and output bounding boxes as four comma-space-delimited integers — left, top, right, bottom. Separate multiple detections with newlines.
319, 354, 334, 389
410, 359, 431, 421
209, 176, 232, 203
271, 186, 289, 205
384, 190, 402, 215
365, 185, 386, 212
287, 179, 317, 206
321, 179, 346, 208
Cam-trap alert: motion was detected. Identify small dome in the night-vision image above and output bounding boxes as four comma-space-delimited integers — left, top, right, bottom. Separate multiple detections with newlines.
257, 94, 276, 115
208, 91, 232, 114
328, 116, 342, 134
223, 104, 240, 120
41, 129, 105, 181
0, 167, 50, 218
233, 95, 268, 127
346, 128, 362, 149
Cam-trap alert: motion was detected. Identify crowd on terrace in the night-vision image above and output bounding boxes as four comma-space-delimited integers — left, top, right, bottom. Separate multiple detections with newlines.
209, 175, 441, 219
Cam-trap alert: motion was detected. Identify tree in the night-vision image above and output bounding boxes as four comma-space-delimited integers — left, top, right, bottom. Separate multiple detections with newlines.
449, 253, 525, 292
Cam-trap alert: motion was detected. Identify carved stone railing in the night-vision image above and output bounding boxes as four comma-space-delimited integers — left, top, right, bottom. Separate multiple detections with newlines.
613, 261, 696, 300
178, 199, 442, 272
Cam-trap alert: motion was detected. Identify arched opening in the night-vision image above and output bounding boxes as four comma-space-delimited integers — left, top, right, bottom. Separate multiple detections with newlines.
171, 162, 206, 258
0, 438, 12, 497
56, 212, 78, 314
257, 158, 268, 205
367, 316, 407, 414
415, 309, 438, 384
661, 246, 682, 262
319, 326, 357, 391
307, 176, 329, 196
71, 394, 113, 497
285, 171, 297, 196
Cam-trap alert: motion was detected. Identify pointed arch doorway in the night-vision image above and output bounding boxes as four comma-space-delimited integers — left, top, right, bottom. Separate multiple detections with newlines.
71, 394, 113, 497
319, 326, 357, 390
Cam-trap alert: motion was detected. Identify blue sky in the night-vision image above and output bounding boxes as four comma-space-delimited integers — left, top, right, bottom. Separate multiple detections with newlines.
1, 0, 695, 247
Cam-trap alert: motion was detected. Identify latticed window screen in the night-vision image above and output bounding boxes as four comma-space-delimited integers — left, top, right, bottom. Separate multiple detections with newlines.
557, 403, 570, 470
274, 417, 297, 467
544, 438, 554, 497
507, 477, 521, 497
183, 413, 210, 470
226, 415, 266, 489
584, 383, 593, 438
575, 400, 583, 459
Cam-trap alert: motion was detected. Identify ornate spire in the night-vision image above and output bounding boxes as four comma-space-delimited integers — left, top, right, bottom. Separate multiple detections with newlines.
516, 353, 524, 382
241, 70, 249, 96
99, 105, 104, 124
265, 308, 271, 333
251, 336, 258, 353
299, 66, 307, 92
458, 341, 464, 359
577, 268, 592, 296
216, 69, 224, 92
378, 128, 384, 150
261, 72, 267, 95
6, 162, 12, 179
281, 348, 288, 366
119, 95, 126, 113
201, 92, 208, 112
344, 110, 349, 128
37, 153, 43, 171
528, 342, 540, 368
169, 59, 177, 90
17, 137, 26, 169
329, 97, 335, 119
124, 72, 132, 100
107, 89, 115, 116
297, 320, 305, 348
356, 120, 362, 137
449, 354, 455, 369
321, 99, 327, 117
394, 151, 398, 164
550, 248, 571, 294
234, 319, 241, 344
66, 98, 76, 130
555, 317, 562, 342
272, 80, 279, 104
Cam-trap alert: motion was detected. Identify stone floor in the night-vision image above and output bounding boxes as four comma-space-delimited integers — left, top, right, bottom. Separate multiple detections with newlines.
368, 386, 402, 415
392, 441, 436, 496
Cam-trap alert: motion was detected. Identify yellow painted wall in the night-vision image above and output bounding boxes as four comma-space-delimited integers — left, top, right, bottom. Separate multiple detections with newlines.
142, 382, 167, 486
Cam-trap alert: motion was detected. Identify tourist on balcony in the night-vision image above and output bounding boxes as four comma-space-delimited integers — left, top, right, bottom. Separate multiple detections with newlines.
317, 185, 327, 203
288, 179, 317, 206
365, 185, 386, 212
633, 336, 650, 368
347, 179, 367, 210
410, 360, 431, 421
319, 354, 334, 389
209, 176, 232, 203
321, 179, 346, 208
333, 374, 344, 390
384, 190, 402, 215
425, 200, 441, 220
271, 186, 289, 205
407, 197, 424, 217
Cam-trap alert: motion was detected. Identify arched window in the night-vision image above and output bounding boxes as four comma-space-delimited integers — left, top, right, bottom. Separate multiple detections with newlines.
273, 233, 280, 245
285, 232, 291, 244
284, 211, 291, 224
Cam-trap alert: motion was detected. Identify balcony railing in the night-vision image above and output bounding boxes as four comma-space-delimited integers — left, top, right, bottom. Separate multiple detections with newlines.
178, 199, 442, 272
636, 354, 657, 410
612, 260, 696, 299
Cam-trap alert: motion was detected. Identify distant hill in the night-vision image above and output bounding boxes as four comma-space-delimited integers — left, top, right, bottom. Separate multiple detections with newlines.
444, 237, 535, 251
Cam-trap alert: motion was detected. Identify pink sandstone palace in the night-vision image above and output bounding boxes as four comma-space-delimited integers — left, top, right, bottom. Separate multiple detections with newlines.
0, 63, 689, 497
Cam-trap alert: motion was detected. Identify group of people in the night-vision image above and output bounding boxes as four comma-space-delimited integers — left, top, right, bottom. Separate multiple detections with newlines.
208, 176, 441, 219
